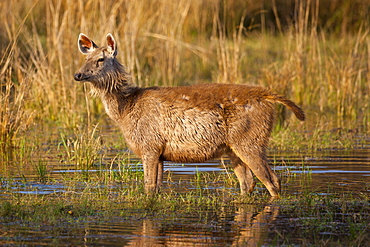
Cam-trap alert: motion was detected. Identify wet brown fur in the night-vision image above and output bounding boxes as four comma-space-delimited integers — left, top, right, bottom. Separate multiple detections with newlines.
74, 33, 305, 197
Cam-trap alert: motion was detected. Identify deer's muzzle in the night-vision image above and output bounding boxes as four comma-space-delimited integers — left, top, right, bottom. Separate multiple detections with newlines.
74, 73, 89, 81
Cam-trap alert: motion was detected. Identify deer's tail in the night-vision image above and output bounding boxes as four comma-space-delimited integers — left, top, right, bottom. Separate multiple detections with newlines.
267, 95, 305, 121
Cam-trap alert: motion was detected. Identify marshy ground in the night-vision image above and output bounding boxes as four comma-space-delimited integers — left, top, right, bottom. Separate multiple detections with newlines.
1, 127, 369, 246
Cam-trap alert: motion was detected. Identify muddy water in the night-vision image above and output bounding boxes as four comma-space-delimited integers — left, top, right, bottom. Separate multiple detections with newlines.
1, 140, 370, 245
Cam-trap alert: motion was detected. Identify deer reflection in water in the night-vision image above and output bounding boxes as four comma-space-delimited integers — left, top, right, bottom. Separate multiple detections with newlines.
126, 205, 280, 246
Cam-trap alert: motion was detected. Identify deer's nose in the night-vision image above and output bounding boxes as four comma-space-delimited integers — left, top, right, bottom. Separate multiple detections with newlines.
74, 73, 83, 81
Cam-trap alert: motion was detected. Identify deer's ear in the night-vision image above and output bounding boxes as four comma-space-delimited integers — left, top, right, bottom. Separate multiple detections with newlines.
78, 33, 98, 55
106, 33, 117, 57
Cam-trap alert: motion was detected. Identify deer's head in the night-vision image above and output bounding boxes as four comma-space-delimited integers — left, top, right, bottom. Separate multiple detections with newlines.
74, 33, 119, 84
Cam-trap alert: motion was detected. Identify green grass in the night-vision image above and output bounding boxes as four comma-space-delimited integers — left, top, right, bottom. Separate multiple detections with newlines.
277, 192, 370, 245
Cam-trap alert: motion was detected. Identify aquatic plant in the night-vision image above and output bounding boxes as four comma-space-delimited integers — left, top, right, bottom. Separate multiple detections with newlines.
58, 125, 102, 181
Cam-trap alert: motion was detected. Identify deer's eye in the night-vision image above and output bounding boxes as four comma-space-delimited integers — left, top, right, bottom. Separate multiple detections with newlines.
96, 58, 104, 67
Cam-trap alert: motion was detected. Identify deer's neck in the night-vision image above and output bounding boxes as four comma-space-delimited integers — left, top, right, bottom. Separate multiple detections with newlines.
99, 84, 138, 123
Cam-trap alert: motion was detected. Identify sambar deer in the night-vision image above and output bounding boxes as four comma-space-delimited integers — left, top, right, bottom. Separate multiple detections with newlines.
74, 33, 305, 197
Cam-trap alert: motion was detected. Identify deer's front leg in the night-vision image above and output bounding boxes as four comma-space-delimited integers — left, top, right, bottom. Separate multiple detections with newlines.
157, 160, 164, 188
142, 155, 162, 193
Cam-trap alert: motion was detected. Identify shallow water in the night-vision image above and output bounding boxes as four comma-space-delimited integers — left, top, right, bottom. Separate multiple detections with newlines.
3, 149, 369, 196
1, 137, 370, 246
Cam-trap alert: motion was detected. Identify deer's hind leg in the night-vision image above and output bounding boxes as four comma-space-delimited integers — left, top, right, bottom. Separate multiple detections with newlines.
227, 150, 256, 195
230, 147, 281, 197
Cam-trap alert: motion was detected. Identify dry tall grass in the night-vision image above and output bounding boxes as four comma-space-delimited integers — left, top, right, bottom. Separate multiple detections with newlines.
0, 0, 369, 146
